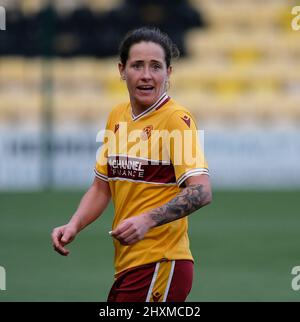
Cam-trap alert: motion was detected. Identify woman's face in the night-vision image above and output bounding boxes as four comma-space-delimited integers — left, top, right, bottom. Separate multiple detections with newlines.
119, 41, 172, 112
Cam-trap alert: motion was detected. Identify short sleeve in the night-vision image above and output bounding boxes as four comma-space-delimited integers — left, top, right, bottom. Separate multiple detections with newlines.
94, 117, 112, 182
166, 110, 209, 187
94, 143, 108, 182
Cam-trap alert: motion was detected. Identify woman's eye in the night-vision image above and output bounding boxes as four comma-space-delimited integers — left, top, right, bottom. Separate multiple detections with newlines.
132, 64, 142, 69
153, 65, 161, 70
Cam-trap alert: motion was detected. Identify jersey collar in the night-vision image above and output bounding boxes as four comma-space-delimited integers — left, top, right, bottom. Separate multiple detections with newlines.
131, 92, 170, 121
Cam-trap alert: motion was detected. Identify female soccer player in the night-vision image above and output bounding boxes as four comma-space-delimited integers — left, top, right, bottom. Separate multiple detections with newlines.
51, 27, 212, 302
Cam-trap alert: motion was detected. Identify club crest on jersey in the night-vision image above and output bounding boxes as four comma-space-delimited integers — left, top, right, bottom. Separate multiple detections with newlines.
141, 125, 153, 140
152, 292, 162, 302
181, 115, 191, 128
114, 123, 119, 133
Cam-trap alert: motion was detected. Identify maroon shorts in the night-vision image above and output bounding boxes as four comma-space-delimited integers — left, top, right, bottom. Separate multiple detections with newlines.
107, 260, 194, 302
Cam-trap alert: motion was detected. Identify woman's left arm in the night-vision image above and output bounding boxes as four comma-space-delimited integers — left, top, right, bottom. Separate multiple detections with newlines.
111, 175, 212, 245
149, 175, 212, 226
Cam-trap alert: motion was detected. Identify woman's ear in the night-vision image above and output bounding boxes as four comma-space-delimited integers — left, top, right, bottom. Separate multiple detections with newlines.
118, 63, 126, 80
167, 65, 173, 78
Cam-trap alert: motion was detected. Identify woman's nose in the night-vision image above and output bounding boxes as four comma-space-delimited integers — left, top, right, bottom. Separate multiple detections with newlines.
141, 67, 151, 80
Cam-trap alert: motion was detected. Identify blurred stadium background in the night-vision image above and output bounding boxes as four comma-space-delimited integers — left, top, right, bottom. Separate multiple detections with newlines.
0, 0, 299, 301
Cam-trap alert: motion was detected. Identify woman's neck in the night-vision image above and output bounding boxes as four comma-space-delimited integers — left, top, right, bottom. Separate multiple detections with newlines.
131, 92, 167, 117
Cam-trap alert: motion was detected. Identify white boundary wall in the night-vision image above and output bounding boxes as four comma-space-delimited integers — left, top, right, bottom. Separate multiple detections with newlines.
0, 125, 299, 189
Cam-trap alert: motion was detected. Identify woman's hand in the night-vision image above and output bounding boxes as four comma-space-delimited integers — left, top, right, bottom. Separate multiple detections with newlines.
51, 224, 78, 256
111, 213, 155, 246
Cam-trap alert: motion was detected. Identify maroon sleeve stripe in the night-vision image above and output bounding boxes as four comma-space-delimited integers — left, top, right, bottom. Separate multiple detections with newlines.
94, 168, 108, 182
177, 168, 210, 186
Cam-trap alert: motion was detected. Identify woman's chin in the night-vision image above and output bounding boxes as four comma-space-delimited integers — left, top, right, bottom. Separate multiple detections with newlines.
136, 96, 156, 108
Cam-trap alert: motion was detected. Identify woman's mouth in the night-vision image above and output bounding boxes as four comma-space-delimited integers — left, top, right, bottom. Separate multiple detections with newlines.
136, 85, 155, 93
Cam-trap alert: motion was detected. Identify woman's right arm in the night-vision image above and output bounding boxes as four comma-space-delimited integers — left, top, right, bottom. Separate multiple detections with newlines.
51, 177, 111, 256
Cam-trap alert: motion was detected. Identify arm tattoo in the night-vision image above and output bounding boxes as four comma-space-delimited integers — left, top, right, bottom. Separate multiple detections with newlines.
150, 184, 210, 226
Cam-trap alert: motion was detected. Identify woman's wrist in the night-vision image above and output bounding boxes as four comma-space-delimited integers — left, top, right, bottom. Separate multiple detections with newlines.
68, 215, 83, 233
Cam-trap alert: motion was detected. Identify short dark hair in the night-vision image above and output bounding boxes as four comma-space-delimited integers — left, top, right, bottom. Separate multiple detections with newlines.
119, 27, 180, 68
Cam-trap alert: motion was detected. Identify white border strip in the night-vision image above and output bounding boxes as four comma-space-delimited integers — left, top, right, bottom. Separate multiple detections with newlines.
162, 260, 175, 302
177, 168, 209, 186
94, 169, 108, 182
146, 262, 160, 302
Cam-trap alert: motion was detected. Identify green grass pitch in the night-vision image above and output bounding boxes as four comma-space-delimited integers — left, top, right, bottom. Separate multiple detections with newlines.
0, 190, 299, 301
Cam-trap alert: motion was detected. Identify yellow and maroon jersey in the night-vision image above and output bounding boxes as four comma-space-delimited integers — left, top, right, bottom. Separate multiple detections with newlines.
95, 93, 209, 275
